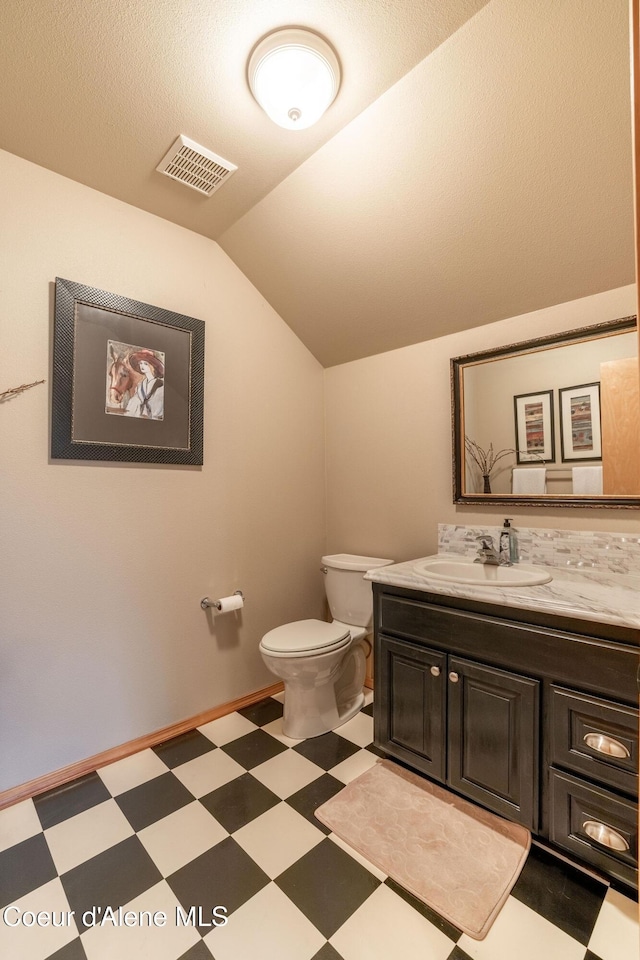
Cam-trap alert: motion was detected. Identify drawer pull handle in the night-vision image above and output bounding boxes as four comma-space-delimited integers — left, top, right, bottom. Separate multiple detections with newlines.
449, 672, 459, 683
583, 733, 630, 759
582, 820, 629, 852
430, 666, 441, 677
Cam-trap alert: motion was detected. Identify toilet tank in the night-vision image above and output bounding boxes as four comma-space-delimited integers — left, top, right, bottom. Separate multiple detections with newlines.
321, 554, 393, 628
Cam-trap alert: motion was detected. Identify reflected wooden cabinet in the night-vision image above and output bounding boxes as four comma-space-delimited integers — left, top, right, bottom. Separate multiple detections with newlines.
601, 357, 640, 495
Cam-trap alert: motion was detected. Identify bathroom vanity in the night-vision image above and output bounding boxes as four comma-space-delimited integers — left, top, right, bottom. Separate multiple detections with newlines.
367, 547, 639, 890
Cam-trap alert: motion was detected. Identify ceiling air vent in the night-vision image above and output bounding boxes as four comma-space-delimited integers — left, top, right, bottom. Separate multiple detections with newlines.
156, 135, 237, 197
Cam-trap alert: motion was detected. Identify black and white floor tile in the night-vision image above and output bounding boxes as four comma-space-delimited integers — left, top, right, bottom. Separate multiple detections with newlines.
0, 692, 637, 960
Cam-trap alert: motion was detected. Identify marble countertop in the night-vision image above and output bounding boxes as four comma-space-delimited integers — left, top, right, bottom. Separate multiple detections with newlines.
365, 555, 640, 632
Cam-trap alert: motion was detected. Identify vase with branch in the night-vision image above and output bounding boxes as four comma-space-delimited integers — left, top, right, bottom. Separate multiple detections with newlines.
464, 436, 515, 494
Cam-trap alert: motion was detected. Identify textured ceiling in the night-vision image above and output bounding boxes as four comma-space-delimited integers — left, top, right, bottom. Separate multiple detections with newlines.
1, 0, 635, 366
0, 0, 486, 238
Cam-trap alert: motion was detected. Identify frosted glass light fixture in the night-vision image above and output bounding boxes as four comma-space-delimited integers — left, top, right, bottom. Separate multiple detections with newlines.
248, 28, 341, 130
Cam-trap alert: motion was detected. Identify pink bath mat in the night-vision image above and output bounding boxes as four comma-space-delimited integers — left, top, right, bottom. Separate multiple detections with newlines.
315, 759, 531, 940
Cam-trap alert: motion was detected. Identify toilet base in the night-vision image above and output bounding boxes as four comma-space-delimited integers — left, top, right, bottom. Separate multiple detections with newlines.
282, 687, 365, 740
280, 638, 368, 739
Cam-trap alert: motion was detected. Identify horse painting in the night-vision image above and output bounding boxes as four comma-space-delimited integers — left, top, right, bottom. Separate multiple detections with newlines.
106, 344, 142, 414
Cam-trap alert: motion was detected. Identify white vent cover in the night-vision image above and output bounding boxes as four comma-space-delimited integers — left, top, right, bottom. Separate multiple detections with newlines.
156, 135, 237, 196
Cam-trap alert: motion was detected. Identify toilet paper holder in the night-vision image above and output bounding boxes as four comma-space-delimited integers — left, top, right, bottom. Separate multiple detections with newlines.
200, 590, 244, 611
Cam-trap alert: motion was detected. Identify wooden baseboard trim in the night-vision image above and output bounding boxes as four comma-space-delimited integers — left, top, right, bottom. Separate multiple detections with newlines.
0, 681, 284, 811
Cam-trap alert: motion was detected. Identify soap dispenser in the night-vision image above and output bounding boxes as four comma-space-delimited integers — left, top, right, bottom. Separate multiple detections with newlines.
500, 518, 518, 564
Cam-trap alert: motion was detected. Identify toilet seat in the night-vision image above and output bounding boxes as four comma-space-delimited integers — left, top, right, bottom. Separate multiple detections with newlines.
260, 619, 351, 657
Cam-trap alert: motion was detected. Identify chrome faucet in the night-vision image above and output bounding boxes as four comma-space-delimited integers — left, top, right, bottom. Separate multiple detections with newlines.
474, 535, 511, 566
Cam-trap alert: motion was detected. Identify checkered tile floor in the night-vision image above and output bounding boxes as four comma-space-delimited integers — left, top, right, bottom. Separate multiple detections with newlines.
1, 692, 638, 960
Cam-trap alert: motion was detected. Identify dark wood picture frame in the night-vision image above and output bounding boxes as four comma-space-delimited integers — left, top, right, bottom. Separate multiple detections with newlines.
51, 277, 205, 464
559, 381, 602, 462
513, 389, 555, 463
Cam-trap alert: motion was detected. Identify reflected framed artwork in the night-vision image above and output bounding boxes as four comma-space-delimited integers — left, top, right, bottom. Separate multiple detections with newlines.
559, 381, 601, 462
513, 390, 555, 463
51, 277, 205, 464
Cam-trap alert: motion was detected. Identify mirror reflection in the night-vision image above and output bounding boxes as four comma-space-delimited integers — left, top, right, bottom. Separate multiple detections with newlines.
452, 317, 639, 505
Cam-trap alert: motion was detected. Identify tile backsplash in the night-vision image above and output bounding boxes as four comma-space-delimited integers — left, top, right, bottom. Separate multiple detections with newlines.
438, 524, 640, 576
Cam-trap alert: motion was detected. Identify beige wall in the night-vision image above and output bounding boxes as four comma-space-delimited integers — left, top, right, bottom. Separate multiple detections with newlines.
0, 150, 326, 792
2, 148, 638, 797
325, 286, 640, 564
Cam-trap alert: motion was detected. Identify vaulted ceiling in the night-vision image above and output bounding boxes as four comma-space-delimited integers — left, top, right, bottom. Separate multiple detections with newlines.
1, 0, 634, 366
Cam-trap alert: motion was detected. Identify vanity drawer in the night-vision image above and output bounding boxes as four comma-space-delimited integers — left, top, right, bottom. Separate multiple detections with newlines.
549, 769, 638, 888
549, 686, 638, 796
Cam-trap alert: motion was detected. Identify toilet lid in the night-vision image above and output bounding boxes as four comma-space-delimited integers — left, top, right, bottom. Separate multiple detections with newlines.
261, 619, 351, 655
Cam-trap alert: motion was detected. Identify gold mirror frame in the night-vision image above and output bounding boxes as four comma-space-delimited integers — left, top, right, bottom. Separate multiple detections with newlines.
451, 316, 639, 507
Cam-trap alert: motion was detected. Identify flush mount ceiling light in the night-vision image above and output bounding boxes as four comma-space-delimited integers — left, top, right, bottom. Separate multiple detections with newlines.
248, 28, 341, 130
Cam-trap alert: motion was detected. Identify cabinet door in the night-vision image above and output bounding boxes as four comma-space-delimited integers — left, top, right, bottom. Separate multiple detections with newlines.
447, 656, 539, 829
375, 635, 446, 781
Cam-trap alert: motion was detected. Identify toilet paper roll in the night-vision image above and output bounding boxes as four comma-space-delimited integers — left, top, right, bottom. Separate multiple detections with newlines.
216, 593, 244, 614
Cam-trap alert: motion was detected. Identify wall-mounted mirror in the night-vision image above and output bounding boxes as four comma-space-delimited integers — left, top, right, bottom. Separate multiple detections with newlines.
452, 316, 639, 507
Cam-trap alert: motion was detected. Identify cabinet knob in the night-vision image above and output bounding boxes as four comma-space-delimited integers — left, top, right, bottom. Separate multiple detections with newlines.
448, 671, 459, 683
583, 732, 630, 759
582, 820, 629, 852
430, 666, 441, 677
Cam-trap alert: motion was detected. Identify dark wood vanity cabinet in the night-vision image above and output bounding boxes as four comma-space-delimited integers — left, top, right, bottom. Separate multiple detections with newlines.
373, 583, 639, 889
377, 636, 539, 827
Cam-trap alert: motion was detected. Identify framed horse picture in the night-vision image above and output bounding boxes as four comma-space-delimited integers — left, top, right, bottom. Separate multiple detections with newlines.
51, 278, 205, 464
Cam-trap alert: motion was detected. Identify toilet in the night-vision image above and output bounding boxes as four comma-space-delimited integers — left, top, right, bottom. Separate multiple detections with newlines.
259, 553, 393, 739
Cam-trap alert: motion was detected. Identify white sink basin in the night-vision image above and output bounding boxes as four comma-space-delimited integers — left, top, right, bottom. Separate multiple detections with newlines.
412, 556, 552, 587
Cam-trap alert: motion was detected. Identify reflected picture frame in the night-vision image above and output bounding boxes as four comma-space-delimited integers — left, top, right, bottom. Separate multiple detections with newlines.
51, 277, 205, 464
513, 390, 555, 463
559, 381, 601, 462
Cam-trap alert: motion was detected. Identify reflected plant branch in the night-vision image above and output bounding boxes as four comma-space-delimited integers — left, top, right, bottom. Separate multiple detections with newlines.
464, 436, 515, 479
